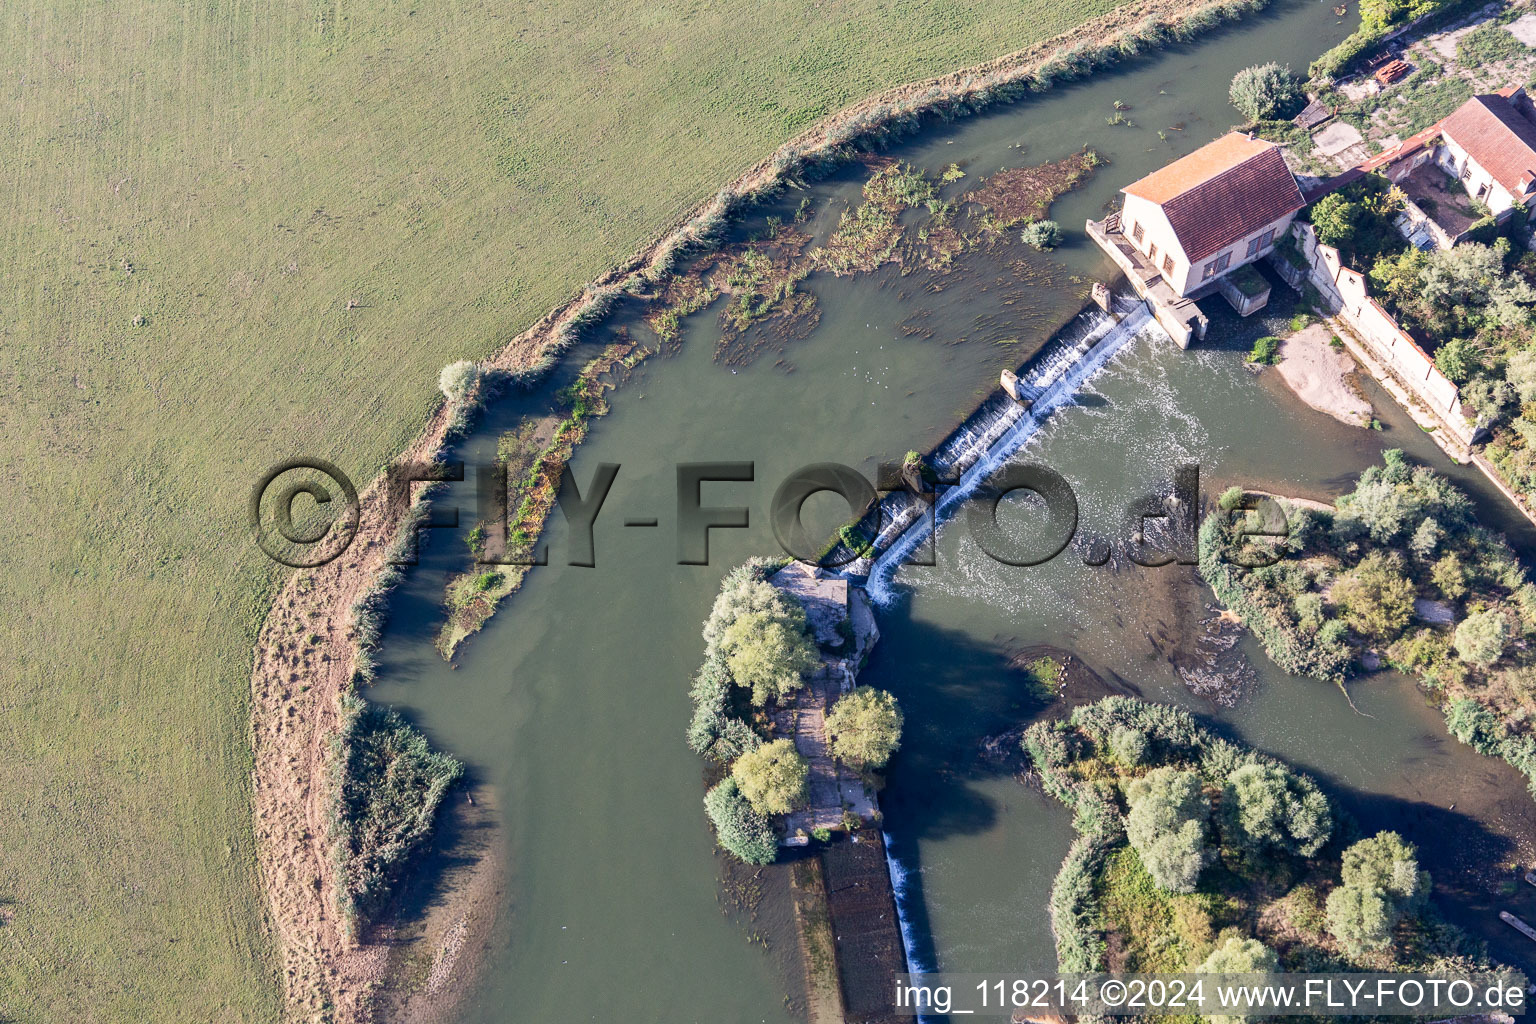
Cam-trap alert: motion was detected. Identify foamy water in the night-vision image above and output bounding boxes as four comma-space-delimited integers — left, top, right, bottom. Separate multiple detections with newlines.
864, 297, 1165, 605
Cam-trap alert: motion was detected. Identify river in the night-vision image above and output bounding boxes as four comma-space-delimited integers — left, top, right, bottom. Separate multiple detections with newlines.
368, 1, 1536, 1019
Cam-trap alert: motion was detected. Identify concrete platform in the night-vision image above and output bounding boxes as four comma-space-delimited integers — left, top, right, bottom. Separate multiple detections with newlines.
1087, 215, 1207, 347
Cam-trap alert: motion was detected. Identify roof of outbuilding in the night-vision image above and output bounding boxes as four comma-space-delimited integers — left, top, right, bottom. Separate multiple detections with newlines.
1123, 132, 1305, 263
1441, 94, 1536, 197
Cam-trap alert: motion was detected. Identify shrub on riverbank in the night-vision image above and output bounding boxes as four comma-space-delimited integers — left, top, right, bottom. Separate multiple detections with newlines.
1247, 335, 1280, 365
1200, 451, 1536, 794
1024, 698, 1499, 977
704, 778, 778, 865
1229, 63, 1302, 122
329, 695, 464, 933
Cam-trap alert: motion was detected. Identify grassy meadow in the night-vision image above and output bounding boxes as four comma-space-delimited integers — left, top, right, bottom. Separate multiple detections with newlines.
0, 0, 1141, 1018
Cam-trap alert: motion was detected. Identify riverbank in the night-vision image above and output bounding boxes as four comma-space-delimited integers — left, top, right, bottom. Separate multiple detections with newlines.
248, 0, 1315, 1016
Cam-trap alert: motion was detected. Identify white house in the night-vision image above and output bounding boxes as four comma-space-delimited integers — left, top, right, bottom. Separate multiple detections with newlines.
1436, 88, 1536, 218
1118, 132, 1305, 298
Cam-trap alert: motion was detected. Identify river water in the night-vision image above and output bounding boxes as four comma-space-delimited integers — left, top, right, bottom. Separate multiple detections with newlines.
369, 2, 1536, 1019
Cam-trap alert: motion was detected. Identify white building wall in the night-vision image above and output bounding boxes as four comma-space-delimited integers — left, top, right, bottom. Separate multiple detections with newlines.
1120, 193, 1188, 288
1436, 135, 1517, 214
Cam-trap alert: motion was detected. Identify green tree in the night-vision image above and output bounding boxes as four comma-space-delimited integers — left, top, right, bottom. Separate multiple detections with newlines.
1359, 0, 1438, 32
1409, 517, 1441, 560
1506, 348, 1536, 405
1420, 243, 1536, 332
731, 738, 809, 815
1197, 936, 1280, 1024
1326, 883, 1397, 956
1125, 767, 1210, 893
1229, 63, 1302, 122
703, 778, 778, 864
721, 611, 820, 706
825, 686, 904, 768
1431, 551, 1468, 601
1308, 176, 1404, 264
1331, 551, 1415, 640
1222, 762, 1332, 857
703, 577, 805, 650
1454, 609, 1509, 668
1326, 831, 1428, 956
1434, 337, 1478, 384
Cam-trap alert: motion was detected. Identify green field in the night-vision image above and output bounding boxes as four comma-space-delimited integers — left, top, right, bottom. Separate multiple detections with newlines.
0, 0, 1139, 1018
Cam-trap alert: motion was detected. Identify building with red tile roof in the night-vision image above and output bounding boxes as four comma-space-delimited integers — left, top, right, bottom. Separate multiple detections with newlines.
1437, 88, 1536, 215
1118, 132, 1305, 298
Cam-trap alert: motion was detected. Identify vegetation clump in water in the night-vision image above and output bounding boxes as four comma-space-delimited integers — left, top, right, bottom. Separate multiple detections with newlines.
1200, 450, 1536, 793
436, 342, 637, 658
1026, 697, 1507, 975
329, 695, 465, 934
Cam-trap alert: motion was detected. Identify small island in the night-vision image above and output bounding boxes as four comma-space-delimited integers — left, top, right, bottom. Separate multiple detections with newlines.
1201, 450, 1536, 793
1028, 697, 1512, 979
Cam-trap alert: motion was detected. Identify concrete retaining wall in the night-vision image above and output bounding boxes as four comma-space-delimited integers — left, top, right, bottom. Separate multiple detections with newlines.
1286, 222, 1473, 446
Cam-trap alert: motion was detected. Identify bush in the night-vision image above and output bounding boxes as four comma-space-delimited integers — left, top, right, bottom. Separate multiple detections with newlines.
825, 686, 904, 768
329, 696, 464, 930
704, 778, 778, 865
438, 359, 482, 403
1221, 762, 1332, 857
1248, 336, 1281, 365
1020, 219, 1064, 250
1198, 937, 1280, 1023
1124, 767, 1210, 893
1230, 63, 1302, 122
732, 738, 809, 815
1332, 550, 1415, 641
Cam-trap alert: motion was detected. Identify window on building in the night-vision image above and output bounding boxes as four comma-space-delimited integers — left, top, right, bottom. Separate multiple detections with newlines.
1461, 164, 1473, 181
1245, 228, 1277, 258
1131, 221, 1144, 243
1162, 254, 1174, 275
1148, 243, 1158, 265
1202, 251, 1231, 279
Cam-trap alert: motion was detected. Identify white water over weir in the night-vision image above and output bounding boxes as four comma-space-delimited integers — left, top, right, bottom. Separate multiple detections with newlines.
861, 294, 1164, 606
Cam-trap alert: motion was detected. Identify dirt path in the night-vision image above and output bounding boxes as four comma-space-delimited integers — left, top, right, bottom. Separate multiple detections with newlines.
247, 1, 1268, 1018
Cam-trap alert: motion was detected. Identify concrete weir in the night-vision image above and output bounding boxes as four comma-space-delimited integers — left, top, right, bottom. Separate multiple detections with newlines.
769, 563, 909, 1023
841, 293, 1165, 605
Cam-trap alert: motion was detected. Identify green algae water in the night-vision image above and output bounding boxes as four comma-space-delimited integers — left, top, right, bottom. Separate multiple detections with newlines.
368, 2, 1536, 1018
